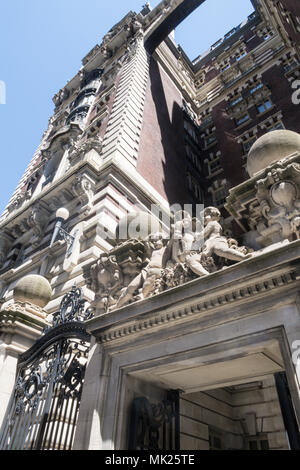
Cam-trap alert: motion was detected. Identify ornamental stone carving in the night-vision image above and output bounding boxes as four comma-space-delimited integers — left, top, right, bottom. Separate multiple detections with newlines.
254, 162, 300, 243
0, 232, 14, 269
86, 208, 251, 315
52, 88, 70, 109
68, 137, 103, 166
71, 174, 95, 214
6, 191, 31, 214
27, 202, 50, 247
226, 130, 300, 248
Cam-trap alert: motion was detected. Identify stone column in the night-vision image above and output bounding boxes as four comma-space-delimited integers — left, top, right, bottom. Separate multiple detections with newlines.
73, 340, 112, 450
0, 274, 52, 426
0, 303, 46, 424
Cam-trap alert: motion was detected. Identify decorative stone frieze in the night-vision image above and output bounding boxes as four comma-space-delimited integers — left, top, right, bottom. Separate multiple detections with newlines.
90, 247, 300, 345
86, 208, 251, 315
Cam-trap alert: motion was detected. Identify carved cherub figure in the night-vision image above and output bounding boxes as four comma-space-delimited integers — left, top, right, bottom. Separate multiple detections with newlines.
165, 211, 209, 277
116, 233, 166, 308
202, 207, 252, 262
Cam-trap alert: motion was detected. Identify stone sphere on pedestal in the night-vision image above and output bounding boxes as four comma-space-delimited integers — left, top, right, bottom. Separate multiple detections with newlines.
116, 211, 162, 241
13, 274, 52, 308
247, 130, 300, 177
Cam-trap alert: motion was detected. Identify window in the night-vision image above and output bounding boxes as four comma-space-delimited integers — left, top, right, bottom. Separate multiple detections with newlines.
235, 50, 247, 61
267, 122, 284, 132
230, 96, 243, 107
202, 124, 217, 149
250, 83, 263, 94
242, 137, 256, 154
204, 134, 217, 147
246, 436, 269, 450
256, 26, 274, 42
187, 173, 203, 202
284, 61, 298, 73
209, 429, 223, 450
195, 73, 205, 89
209, 159, 221, 173
257, 99, 272, 114
221, 63, 230, 72
186, 145, 201, 171
236, 114, 250, 126
184, 120, 198, 143
219, 59, 231, 72
206, 153, 223, 176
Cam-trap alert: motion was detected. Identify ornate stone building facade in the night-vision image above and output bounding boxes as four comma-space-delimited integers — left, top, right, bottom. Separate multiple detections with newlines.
0, 0, 300, 451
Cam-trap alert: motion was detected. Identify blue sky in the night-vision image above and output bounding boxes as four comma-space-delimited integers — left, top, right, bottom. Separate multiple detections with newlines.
0, 0, 254, 214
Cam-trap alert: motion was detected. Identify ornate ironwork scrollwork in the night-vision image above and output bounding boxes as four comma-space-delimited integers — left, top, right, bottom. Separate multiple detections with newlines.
44, 285, 93, 333
0, 286, 93, 450
128, 391, 180, 450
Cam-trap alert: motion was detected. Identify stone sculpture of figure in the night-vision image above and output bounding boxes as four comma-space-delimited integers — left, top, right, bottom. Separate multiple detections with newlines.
202, 207, 251, 262
116, 233, 166, 308
165, 211, 209, 277
90, 253, 123, 313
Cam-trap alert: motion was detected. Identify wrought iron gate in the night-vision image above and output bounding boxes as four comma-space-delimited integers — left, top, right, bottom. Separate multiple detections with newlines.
128, 391, 180, 450
0, 286, 93, 450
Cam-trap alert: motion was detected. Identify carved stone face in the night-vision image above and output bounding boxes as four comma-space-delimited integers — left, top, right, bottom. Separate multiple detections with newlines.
204, 207, 221, 225
153, 239, 164, 250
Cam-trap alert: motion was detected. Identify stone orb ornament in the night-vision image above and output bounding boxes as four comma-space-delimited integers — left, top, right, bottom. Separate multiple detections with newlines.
13, 274, 52, 308
116, 211, 162, 241
247, 130, 300, 177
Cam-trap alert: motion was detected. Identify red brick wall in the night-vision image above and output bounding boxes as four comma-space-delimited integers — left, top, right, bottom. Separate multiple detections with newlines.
137, 58, 188, 206
278, 0, 300, 44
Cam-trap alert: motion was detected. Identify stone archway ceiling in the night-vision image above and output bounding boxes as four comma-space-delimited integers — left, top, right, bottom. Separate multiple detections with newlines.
145, 0, 206, 55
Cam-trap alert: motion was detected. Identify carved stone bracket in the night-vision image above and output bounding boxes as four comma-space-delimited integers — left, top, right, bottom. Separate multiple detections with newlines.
0, 232, 14, 269
71, 173, 95, 214
27, 202, 51, 247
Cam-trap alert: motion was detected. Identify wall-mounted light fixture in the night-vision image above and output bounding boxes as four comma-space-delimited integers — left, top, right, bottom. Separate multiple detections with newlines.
50, 208, 76, 256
